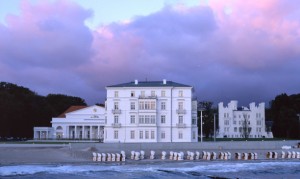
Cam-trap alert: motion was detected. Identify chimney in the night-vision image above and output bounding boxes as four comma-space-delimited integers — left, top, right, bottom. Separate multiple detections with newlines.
134, 79, 138, 85
163, 79, 167, 84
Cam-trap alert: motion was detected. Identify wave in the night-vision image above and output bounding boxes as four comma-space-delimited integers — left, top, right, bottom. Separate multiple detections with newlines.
1, 161, 300, 177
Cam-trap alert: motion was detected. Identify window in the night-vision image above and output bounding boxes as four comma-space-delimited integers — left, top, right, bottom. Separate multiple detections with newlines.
161, 102, 166, 110
114, 130, 118, 139
161, 115, 166, 124
161, 131, 165, 139
192, 131, 196, 139
139, 131, 143, 139
178, 90, 183, 97
130, 115, 135, 124
139, 101, 144, 110
151, 131, 155, 139
131, 91, 135, 97
145, 115, 150, 124
130, 102, 135, 110
151, 91, 155, 96
234, 127, 237, 132
233, 120, 237, 125
150, 115, 156, 124
139, 115, 156, 124
150, 101, 156, 109
139, 101, 156, 110
114, 102, 119, 110
145, 131, 149, 139
178, 102, 183, 110
192, 117, 196, 125
161, 90, 165, 97
178, 116, 183, 124
114, 91, 118, 97
114, 116, 119, 123
130, 130, 135, 139
239, 127, 242, 132
178, 131, 183, 139
139, 115, 144, 124
141, 91, 145, 97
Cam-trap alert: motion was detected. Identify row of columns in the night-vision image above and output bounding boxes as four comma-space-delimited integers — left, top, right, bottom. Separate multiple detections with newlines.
68, 125, 104, 140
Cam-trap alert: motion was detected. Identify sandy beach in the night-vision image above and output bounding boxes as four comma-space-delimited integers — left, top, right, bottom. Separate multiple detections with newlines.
1, 141, 300, 166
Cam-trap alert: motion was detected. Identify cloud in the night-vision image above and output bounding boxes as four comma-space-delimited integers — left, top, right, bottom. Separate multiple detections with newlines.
1, 0, 300, 106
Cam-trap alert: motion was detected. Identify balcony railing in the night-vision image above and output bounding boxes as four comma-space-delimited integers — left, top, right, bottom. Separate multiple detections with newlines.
138, 95, 157, 99
111, 123, 121, 128
176, 123, 186, 128
111, 109, 121, 114
176, 109, 186, 114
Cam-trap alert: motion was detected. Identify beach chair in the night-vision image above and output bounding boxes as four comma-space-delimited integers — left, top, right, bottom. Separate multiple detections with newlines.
97, 153, 102, 162
292, 151, 296, 158
287, 151, 292, 159
140, 150, 145, 160
227, 152, 232, 160
212, 152, 217, 160
243, 153, 248, 160
190, 152, 195, 160
266, 151, 271, 159
92, 152, 97, 161
161, 151, 166, 160
195, 151, 200, 160
102, 153, 106, 161
219, 152, 224, 160
169, 151, 174, 160
135, 152, 140, 160
254, 152, 258, 160
202, 151, 207, 160
111, 153, 116, 162
173, 152, 178, 160
186, 151, 191, 160
121, 151, 126, 161
131, 151, 135, 160
274, 152, 278, 159
178, 152, 183, 161
206, 152, 211, 160
296, 152, 300, 159
224, 152, 228, 160
116, 153, 121, 162
107, 153, 112, 161
281, 151, 286, 159
150, 150, 155, 160
235, 152, 241, 160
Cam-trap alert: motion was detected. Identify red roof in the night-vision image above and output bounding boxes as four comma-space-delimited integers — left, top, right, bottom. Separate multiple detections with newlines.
58, 106, 87, 118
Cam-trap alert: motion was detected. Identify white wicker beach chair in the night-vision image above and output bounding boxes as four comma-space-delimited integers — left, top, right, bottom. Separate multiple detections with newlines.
169, 151, 174, 160
116, 153, 121, 162
107, 153, 112, 161
195, 151, 200, 160
235, 152, 241, 160
140, 150, 145, 160
292, 151, 296, 158
224, 152, 228, 160
131, 151, 135, 160
121, 151, 126, 161
190, 152, 195, 160
186, 151, 191, 160
227, 152, 232, 160
161, 151, 166, 160
212, 152, 217, 160
296, 152, 300, 159
281, 151, 285, 159
219, 152, 224, 160
173, 152, 178, 160
97, 153, 102, 162
92, 152, 97, 161
134, 152, 140, 160
102, 153, 106, 161
179, 152, 184, 160
202, 151, 207, 160
150, 150, 155, 160
111, 153, 116, 162
206, 152, 211, 160
287, 151, 292, 159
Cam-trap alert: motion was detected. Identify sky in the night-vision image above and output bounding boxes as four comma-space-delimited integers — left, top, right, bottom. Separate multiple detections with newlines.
0, 0, 300, 107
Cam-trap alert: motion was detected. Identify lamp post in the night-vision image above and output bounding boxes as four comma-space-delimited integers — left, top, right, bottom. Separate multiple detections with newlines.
214, 113, 216, 142
199, 109, 204, 143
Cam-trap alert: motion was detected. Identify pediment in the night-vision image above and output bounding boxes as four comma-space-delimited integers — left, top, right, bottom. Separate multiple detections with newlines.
66, 105, 105, 116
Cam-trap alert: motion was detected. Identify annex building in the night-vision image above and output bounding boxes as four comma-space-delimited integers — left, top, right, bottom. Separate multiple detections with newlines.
34, 80, 198, 143
217, 100, 273, 138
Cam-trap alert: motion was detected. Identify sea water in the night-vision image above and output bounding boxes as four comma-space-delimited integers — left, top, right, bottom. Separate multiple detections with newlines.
0, 160, 300, 179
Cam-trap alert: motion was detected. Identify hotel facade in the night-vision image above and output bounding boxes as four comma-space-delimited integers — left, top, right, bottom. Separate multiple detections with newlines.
217, 100, 273, 138
34, 80, 198, 143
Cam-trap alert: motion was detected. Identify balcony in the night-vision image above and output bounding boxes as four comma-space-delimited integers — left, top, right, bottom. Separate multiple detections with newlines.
176, 109, 186, 114
176, 123, 186, 128
111, 109, 121, 114
111, 123, 121, 128
139, 95, 157, 99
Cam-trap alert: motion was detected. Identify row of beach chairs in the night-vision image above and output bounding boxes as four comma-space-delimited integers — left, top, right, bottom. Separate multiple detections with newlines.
234, 152, 258, 160
92, 151, 126, 162
267, 151, 300, 159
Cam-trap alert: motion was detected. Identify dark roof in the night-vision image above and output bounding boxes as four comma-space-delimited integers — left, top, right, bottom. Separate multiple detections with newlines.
58, 106, 87, 118
107, 81, 191, 88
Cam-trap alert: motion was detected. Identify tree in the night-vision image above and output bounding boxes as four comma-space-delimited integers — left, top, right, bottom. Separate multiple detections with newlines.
197, 101, 217, 138
240, 113, 251, 139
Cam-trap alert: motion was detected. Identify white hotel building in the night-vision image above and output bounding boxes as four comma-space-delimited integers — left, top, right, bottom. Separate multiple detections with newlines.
217, 100, 273, 138
34, 80, 198, 143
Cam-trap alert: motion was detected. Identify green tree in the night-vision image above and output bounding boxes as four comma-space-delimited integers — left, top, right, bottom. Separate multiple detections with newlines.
197, 101, 217, 138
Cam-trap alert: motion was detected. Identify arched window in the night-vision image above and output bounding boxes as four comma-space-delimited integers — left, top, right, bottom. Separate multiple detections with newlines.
56, 126, 63, 130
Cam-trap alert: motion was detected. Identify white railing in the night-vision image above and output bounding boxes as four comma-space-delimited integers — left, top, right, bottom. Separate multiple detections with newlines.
111, 109, 121, 114
176, 123, 186, 128
176, 109, 186, 114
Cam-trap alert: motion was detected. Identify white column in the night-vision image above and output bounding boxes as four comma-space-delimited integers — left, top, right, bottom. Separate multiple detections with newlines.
98, 126, 100, 139
82, 125, 85, 139
39, 131, 41, 139
90, 126, 92, 140
75, 125, 77, 139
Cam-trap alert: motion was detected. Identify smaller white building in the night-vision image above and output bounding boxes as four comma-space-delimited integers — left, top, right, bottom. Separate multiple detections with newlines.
217, 100, 273, 138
